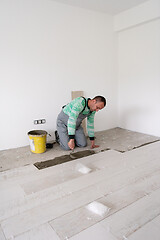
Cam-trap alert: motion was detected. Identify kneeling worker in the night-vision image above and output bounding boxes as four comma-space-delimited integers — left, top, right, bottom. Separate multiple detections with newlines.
56, 96, 106, 150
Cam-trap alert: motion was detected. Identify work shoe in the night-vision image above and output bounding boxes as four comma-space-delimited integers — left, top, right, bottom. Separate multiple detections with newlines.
55, 130, 60, 144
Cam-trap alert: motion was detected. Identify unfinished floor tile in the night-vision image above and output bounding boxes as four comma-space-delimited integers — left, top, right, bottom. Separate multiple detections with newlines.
1, 128, 159, 171
13, 223, 60, 240
122, 140, 160, 160
34, 150, 95, 170
0, 144, 68, 171
95, 127, 159, 152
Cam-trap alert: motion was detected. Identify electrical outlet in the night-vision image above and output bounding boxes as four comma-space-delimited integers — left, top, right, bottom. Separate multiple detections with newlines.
34, 119, 46, 124
41, 119, 46, 124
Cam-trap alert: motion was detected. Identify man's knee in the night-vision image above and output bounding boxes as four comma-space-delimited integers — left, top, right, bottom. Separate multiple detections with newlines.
79, 142, 87, 148
60, 142, 71, 151
76, 138, 87, 148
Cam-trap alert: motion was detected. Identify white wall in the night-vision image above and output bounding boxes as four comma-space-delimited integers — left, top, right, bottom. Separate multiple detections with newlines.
0, 0, 117, 150
114, 0, 160, 31
115, 0, 160, 137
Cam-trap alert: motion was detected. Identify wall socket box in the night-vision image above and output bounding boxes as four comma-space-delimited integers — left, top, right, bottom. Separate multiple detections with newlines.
34, 119, 46, 124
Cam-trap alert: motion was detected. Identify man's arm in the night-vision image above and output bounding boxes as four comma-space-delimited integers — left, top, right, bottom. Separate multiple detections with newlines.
90, 140, 99, 149
87, 112, 99, 149
68, 139, 75, 150
66, 99, 85, 149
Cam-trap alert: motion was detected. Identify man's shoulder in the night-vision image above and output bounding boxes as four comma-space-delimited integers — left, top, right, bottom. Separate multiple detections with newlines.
72, 96, 86, 105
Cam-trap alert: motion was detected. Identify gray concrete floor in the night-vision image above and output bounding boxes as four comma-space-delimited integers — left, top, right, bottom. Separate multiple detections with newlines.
0, 127, 159, 171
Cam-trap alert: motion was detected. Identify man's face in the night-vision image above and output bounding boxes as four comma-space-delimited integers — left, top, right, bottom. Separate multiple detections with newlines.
90, 100, 105, 112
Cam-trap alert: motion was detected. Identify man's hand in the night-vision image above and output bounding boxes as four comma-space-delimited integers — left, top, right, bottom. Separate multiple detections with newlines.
68, 139, 75, 150
90, 140, 99, 149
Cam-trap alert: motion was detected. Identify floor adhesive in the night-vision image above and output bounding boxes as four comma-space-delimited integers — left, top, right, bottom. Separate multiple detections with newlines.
34, 150, 95, 170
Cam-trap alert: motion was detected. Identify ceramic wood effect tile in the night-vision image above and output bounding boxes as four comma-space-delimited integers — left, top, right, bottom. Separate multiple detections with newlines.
100, 188, 160, 239
49, 202, 107, 240
2, 154, 160, 239
1, 175, 118, 239
20, 142, 159, 196
1, 141, 160, 240
0, 180, 68, 221
0, 165, 37, 181
1, 145, 160, 229
0, 151, 122, 220
0, 226, 6, 240
20, 150, 121, 194
0, 185, 25, 205
49, 170, 160, 239
21, 170, 82, 195
0, 151, 120, 221
69, 222, 117, 240
128, 220, 160, 240
13, 223, 60, 240
151, 214, 160, 228
16, 145, 160, 197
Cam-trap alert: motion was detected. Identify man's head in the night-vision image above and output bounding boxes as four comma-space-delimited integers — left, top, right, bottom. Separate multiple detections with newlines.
89, 96, 106, 112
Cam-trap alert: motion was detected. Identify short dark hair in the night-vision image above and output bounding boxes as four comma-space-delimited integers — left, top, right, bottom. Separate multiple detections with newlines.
93, 96, 106, 107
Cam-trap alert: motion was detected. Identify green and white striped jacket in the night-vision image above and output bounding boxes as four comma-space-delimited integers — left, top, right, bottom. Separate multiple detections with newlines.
63, 97, 95, 140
